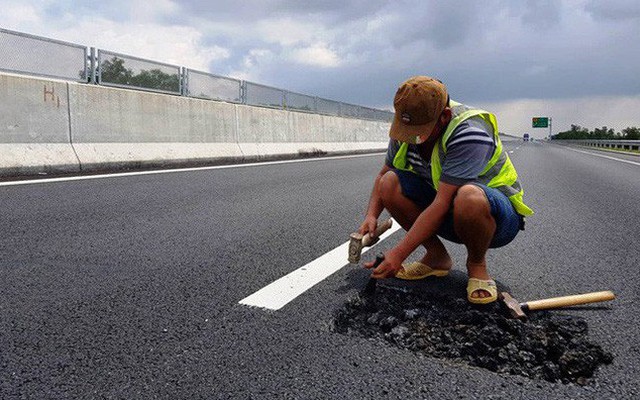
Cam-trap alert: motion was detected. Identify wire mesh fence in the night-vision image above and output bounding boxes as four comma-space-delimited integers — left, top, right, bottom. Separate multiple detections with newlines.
97, 50, 181, 95
185, 69, 242, 103
244, 81, 285, 109
284, 91, 316, 113
1, 28, 393, 121
316, 97, 342, 116
0, 28, 87, 82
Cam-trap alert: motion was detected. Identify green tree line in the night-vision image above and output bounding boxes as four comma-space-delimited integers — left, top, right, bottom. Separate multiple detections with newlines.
553, 124, 640, 140
99, 57, 180, 92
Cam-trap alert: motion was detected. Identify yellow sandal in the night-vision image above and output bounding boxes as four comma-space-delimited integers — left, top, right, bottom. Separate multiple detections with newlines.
395, 262, 450, 280
467, 278, 498, 304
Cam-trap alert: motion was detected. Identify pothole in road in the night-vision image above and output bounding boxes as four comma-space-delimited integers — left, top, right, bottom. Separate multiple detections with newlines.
331, 286, 613, 385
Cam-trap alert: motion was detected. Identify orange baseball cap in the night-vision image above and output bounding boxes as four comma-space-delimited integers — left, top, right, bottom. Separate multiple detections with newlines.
389, 76, 448, 143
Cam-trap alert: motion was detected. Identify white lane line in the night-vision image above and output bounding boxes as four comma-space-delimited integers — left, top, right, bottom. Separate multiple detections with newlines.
0, 152, 385, 187
239, 220, 402, 310
565, 147, 640, 167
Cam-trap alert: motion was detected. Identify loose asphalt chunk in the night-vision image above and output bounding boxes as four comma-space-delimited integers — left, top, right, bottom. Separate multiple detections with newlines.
331, 284, 613, 385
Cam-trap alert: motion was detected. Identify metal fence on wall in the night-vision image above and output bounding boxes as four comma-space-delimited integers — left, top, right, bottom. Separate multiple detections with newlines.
244, 81, 285, 109
97, 50, 182, 95
0, 28, 393, 122
285, 91, 316, 113
185, 69, 242, 103
0, 28, 87, 82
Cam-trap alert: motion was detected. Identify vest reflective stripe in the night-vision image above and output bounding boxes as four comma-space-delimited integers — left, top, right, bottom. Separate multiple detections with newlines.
441, 101, 498, 152
431, 103, 500, 187
476, 151, 509, 186
433, 101, 502, 186
394, 100, 533, 216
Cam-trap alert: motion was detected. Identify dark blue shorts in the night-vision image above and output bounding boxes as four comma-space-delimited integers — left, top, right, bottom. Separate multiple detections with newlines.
393, 169, 523, 248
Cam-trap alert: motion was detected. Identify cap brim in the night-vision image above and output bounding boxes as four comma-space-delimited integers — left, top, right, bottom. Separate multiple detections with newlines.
389, 114, 435, 144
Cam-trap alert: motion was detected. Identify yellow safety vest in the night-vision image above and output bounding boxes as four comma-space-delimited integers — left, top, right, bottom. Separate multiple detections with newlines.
393, 100, 534, 216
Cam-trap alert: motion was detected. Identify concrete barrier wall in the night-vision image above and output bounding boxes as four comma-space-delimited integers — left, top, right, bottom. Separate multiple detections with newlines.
0, 72, 390, 177
68, 83, 244, 170
0, 73, 80, 175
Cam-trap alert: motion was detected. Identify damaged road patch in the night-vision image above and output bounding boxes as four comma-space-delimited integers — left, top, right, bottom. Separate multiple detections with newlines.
331, 285, 613, 385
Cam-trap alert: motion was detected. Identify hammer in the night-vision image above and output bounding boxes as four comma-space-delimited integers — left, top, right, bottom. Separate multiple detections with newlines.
348, 218, 393, 264
500, 290, 615, 319
361, 253, 385, 297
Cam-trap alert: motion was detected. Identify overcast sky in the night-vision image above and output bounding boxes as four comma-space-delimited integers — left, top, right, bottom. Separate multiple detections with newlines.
2, 0, 639, 137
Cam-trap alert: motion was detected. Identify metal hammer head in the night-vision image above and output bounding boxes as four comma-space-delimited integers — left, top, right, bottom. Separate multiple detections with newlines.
348, 219, 393, 264
499, 292, 527, 319
348, 232, 367, 264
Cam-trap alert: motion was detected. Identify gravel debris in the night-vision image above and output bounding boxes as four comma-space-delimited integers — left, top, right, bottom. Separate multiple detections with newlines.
331, 286, 613, 385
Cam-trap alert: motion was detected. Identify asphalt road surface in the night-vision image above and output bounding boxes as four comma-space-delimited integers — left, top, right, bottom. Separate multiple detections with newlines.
1, 140, 638, 399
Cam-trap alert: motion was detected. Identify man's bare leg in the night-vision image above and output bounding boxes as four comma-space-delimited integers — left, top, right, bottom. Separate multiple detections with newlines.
453, 184, 496, 299
378, 171, 452, 270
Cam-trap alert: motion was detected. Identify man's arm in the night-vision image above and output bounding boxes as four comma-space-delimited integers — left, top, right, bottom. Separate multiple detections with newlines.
370, 181, 460, 278
358, 164, 391, 236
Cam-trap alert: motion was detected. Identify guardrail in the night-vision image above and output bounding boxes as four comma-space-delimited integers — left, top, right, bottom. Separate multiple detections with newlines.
499, 133, 521, 139
0, 27, 393, 122
554, 139, 640, 151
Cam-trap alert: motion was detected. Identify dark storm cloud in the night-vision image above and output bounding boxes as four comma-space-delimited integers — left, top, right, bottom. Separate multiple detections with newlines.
175, 0, 389, 25
584, 0, 640, 21
383, 2, 483, 50
521, 0, 562, 28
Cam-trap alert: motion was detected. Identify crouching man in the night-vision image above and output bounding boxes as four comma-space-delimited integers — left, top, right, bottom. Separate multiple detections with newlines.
360, 76, 533, 304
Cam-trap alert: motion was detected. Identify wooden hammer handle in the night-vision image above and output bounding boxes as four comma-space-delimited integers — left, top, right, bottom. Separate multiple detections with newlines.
525, 290, 615, 311
362, 219, 393, 246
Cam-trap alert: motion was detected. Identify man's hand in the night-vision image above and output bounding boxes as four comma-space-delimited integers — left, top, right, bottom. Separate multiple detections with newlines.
364, 250, 403, 279
358, 215, 379, 238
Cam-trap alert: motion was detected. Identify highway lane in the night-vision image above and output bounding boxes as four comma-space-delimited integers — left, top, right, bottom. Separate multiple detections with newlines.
0, 140, 638, 399
555, 144, 640, 166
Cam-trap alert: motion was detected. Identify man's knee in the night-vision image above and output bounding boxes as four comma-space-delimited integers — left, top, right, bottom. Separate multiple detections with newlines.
378, 171, 401, 204
453, 185, 491, 220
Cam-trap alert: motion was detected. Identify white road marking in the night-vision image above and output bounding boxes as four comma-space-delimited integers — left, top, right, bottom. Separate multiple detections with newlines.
565, 147, 640, 167
509, 151, 514, 154
0, 152, 385, 187
239, 219, 402, 310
